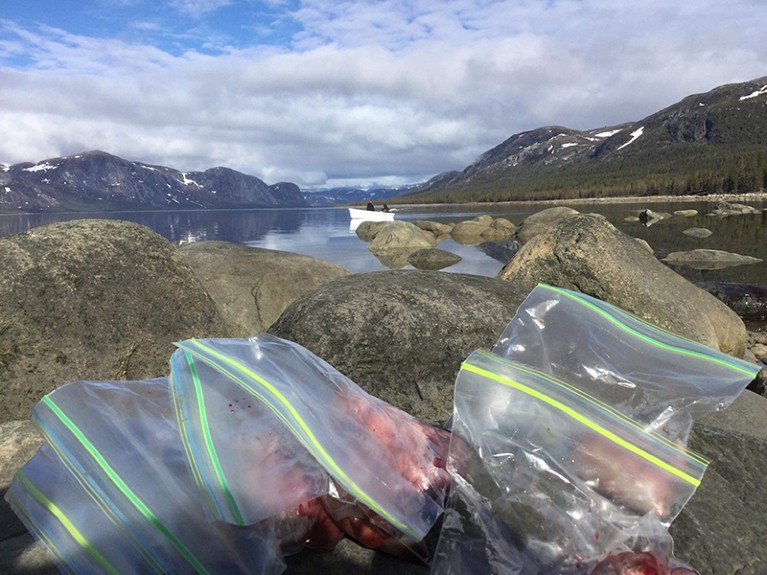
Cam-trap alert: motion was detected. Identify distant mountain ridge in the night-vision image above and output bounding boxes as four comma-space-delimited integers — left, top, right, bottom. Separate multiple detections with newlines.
404, 76, 767, 202
0, 150, 306, 212
302, 185, 418, 207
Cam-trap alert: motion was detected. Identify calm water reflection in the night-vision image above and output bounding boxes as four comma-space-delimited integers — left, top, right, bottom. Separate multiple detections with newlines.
1, 200, 765, 284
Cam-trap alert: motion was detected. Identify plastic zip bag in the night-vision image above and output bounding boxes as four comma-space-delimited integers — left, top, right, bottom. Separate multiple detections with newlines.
432, 285, 759, 575
432, 352, 708, 574
7, 443, 160, 575
176, 335, 452, 561
492, 283, 759, 443
6, 377, 288, 575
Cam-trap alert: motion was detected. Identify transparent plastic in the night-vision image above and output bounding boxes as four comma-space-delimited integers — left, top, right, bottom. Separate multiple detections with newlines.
7, 378, 286, 575
431, 284, 759, 575
176, 335, 452, 559
492, 283, 759, 443
169, 347, 329, 527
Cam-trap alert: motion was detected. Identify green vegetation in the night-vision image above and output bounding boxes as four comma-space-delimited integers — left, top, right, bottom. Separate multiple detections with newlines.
397, 143, 767, 204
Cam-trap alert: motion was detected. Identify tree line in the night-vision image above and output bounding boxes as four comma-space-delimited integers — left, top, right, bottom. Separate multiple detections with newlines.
397, 144, 767, 204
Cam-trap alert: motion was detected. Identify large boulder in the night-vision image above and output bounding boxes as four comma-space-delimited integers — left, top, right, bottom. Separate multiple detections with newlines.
177, 241, 350, 337
497, 214, 748, 357
515, 206, 580, 243
268, 270, 529, 424
0, 220, 229, 423
355, 221, 389, 242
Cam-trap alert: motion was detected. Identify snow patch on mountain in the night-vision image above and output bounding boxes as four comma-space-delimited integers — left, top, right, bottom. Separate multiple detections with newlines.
595, 129, 622, 138
23, 162, 57, 173
740, 85, 767, 101
617, 127, 644, 150
181, 173, 203, 187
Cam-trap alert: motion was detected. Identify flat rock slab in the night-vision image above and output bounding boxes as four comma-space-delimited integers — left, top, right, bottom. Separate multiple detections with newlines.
178, 240, 351, 337
663, 248, 762, 270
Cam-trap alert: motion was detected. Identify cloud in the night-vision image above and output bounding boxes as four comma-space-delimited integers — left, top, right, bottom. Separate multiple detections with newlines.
0, 1, 766, 187
169, 0, 236, 18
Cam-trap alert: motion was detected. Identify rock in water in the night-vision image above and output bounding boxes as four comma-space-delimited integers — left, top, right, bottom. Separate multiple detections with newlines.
682, 227, 712, 238
367, 222, 437, 254
407, 248, 462, 270
662, 248, 762, 270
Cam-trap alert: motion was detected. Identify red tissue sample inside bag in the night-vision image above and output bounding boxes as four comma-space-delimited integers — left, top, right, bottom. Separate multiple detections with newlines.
322, 391, 452, 559
590, 551, 700, 575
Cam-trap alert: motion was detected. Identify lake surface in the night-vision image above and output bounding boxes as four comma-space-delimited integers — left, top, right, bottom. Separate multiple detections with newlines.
1, 199, 766, 285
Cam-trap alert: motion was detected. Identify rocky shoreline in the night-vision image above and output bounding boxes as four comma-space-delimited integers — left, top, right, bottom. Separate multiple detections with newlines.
2, 209, 767, 574
394, 191, 767, 209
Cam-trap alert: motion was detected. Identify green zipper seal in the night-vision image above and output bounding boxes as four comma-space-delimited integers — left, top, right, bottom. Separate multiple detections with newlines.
180, 338, 424, 541
540, 284, 757, 376
15, 470, 121, 575
41, 396, 211, 574
460, 356, 703, 487
183, 351, 245, 525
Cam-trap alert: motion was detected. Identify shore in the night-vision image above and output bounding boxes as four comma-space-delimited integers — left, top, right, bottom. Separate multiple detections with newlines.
393, 191, 767, 209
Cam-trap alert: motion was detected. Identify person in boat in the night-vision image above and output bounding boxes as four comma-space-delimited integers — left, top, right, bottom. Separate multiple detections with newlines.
382, 203, 390, 212
366, 201, 375, 211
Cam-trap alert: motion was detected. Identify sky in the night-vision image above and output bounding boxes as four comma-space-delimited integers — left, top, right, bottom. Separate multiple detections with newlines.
1, 1, 766, 189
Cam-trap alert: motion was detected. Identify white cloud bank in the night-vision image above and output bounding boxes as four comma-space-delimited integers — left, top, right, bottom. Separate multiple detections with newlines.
0, 0, 766, 187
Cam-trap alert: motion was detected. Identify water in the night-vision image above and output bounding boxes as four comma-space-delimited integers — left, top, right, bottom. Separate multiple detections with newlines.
1, 200, 766, 284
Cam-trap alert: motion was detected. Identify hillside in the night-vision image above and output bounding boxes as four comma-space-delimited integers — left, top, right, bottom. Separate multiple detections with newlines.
0, 150, 307, 212
401, 76, 767, 203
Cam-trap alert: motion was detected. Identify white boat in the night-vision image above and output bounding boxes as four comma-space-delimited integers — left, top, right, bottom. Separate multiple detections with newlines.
348, 207, 395, 222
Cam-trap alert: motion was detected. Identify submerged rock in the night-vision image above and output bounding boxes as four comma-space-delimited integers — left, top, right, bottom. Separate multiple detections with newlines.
682, 227, 713, 238
662, 249, 762, 270
407, 248, 462, 270
698, 281, 767, 321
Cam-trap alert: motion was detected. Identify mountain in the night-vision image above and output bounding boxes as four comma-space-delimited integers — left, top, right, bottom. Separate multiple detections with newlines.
0, 150, 307, 212
302, 185, 418, 207
402, 76, 767, 203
